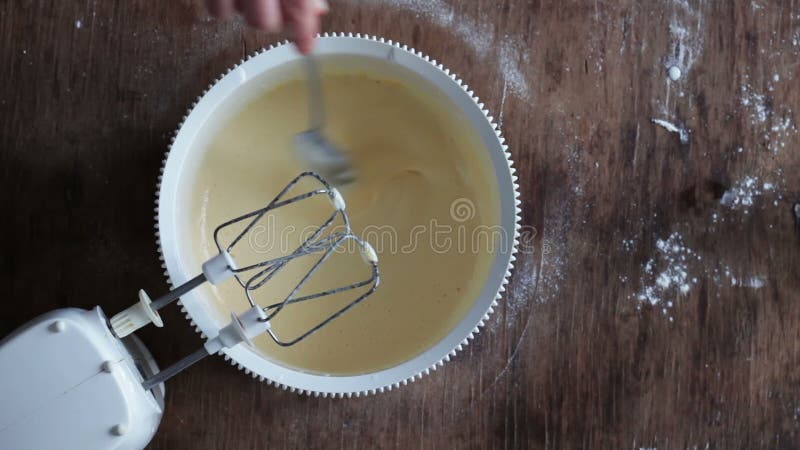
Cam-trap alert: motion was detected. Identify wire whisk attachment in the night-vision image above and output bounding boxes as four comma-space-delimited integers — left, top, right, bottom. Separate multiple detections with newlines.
213, 171, 379, 346
109, 172, 379, 390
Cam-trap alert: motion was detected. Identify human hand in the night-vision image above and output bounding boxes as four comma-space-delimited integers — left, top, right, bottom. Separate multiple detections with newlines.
206, 0, 329, 54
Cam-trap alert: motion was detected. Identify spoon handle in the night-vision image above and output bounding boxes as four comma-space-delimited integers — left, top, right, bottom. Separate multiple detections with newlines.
305, 55, 324, 130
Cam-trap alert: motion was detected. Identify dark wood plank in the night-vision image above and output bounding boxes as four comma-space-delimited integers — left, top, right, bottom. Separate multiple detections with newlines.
1, 0, 799, 448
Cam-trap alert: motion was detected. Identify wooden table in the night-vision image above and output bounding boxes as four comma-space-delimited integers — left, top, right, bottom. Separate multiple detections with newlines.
2, 1, 799, 448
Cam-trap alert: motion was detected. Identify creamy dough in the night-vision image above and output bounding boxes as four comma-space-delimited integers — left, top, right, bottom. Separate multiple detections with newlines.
188, 69, 499, 375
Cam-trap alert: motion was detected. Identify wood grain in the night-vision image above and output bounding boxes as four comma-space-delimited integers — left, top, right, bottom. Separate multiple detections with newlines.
1, 0, 799, 448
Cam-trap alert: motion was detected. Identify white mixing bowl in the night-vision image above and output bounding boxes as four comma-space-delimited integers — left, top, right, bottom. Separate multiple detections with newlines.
157, 34, 521, 396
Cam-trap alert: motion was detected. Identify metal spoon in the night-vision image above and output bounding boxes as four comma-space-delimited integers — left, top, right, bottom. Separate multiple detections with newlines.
294, 56, 355, 186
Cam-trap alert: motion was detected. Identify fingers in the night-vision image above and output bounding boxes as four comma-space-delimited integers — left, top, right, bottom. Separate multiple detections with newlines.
206, 0, 328, 54
282, 0, 327, 54
312, 0, 329, 14
206, 0, 235, 19
242, 0, 283, 32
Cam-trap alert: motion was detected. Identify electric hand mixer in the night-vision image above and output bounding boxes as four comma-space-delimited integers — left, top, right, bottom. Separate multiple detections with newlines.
0, 172, 380, 450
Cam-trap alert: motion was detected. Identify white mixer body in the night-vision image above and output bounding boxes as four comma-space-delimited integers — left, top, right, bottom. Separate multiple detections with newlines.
0, 307, 164, 450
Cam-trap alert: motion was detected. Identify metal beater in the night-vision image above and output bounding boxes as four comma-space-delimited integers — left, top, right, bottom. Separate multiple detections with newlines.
110, 172, 380, 390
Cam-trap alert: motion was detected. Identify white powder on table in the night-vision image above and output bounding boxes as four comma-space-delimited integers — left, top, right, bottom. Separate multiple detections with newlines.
535, 212, 569, 304
668, 66, 682, 81
632, 236, 771, 316
739, 76, 797, 154
488, 254, 535, 334
622, 238, 636, 252
719, 175, 779, 212
734, 276, 766, 289
666, 20, 701, 76
740, 83, 768, 123
349, 0, 531, 99
634, 232, 701, 311
712, 266, 767, 290
657, 1, 705, 114
651, 118, 690, 144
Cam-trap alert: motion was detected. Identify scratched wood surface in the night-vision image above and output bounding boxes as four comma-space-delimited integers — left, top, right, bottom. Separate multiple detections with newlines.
2, 0, 800, 448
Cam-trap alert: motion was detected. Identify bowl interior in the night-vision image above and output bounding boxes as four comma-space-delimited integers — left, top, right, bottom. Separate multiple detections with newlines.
159, 37, 517, 394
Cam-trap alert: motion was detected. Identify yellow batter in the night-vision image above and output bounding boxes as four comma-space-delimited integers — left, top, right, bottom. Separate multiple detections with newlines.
188, 67, 499, 375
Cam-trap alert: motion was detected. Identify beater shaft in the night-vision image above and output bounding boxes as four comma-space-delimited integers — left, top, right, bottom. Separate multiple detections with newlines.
142, 347, 208, 391
149, 273, 206, 311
